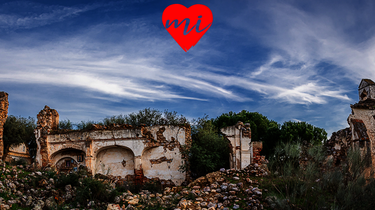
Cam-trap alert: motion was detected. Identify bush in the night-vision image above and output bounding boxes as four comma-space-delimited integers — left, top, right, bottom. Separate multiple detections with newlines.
9, 158, 27, 166
75, 177, 111, 204
184, 118, 230, 178
55, 173, 80, 188
267, 143, 375, 210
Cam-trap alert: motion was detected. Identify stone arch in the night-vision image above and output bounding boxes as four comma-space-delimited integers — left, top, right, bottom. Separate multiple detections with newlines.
49, 148, 86, 169
94, 146, 135, 177
55, 157, 78, 172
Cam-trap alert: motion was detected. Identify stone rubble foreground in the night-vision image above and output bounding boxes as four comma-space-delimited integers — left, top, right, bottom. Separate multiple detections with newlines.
0, 161, 268, 210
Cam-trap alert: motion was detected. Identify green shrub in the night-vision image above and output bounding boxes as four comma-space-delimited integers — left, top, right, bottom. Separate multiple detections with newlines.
75, 177, 111, 204
55, 173, 80, 188
268, 143, 375, 210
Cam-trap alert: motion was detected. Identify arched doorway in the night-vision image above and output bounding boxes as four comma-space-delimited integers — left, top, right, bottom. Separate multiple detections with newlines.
56, 157, 78, 172
50, 148, 85, 172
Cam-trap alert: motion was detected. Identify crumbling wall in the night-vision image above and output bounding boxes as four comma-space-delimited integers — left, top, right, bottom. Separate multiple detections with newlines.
6, 143, 32, 164
0, 92, 9, 160
347, 106, 375, 168
324, 79, 375, 169
141, 125, 187, 186
325, 128, 352, 166
42, 120, 189, 185
251, 141, 263, 165
35, 106, 59, 167
95, 147, 135, 177
221, 121, 252, 170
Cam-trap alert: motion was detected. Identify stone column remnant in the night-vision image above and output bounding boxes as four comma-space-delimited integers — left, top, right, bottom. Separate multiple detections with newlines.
221, 121, 252, 170
0, 92, 9, 159
35, 105, 59, 167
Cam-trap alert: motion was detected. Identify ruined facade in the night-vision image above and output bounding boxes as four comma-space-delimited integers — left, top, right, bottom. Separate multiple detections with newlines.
5, 143, 32, 163
0, 92, 8, 160
221, 122, 259, 170
35, 106, 191, 186
326, 79, 375, 167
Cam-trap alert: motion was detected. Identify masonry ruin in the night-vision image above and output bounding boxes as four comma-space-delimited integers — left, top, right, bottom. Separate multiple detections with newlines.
0, 92, 8, 160
221, 122, 263, 170
34, 106, 191, 186
0, 90, 261, 185
326, 79, 375, 167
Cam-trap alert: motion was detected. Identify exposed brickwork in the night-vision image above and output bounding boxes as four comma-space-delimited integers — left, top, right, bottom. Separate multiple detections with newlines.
143, 126, 184, 152
0, 92, 8, 159
150, 156, 173, 164
251, 141, 263, 165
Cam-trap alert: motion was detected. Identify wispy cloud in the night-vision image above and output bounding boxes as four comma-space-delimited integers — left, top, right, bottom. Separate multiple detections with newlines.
0, 1, 101, 29
0, 0, 368, 135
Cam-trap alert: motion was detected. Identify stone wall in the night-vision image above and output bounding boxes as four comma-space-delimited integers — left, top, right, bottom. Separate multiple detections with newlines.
358, 79, 375, 101
35, 106, 190, 185
35, 105, 59, 167
0, 92, 9, 159
325, 128, 352, 166
347, 103, 375, 167
221, 121, 252, 170
324, 79, 375, 169
251, 141, 263, 165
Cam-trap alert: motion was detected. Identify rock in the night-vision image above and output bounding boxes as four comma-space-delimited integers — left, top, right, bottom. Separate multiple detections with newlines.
107, 204, 121, 210
233, 204, 240, 209
0, 204, 10, 210
233, 177, 240, 180
32, 200, 44, 210
125, 204, 135, 210
114, 196, 121, 204
65, 185, 72, 192
6, 200, 16, 205
193, 186, 200, 190
38, 179, 48, 187
87, 201, 95, 207
8, 183, 16, 190
45, 196, 57, 209
128, 199, 139, 205
179, 198, 190, 209
203, 187, 210, 192
35, 172, 42, 176
196, 197, 204, 202
200, 202, 207, 207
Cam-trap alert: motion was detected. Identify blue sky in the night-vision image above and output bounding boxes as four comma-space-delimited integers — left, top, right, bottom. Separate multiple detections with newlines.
1, 0, 374, 136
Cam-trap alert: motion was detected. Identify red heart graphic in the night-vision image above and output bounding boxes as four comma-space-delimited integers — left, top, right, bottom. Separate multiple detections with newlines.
162, 4, 213, 52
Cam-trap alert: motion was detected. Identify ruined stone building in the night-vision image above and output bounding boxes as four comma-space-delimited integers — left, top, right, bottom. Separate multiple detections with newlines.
327, 79, 375, 166
0, 92, 32, 163
34, 106, 191, 186
6, 143, 31, 163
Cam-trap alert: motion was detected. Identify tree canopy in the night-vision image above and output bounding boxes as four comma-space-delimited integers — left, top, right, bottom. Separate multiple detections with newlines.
212, 110, 327, 157
3, 115, 36, 160
58, 108, 189, 131
185, 116, 230, 178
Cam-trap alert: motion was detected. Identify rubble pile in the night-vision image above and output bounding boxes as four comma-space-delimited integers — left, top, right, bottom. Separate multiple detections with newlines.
0, 161, 267, 210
